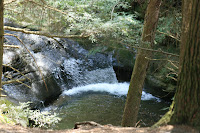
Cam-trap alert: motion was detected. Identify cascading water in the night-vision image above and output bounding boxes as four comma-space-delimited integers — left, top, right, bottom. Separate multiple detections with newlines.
3, 30, 169, 129
3, 30, 114, 106
44, 66, 167, 129
46, 80, 168, 129
62, 82, 160, 101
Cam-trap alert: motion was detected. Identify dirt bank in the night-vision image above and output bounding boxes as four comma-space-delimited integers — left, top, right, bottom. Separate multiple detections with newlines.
0, 121, 199, 133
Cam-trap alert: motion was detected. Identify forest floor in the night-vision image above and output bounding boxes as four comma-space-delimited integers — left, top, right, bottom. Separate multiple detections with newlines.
0, 122, 199, 133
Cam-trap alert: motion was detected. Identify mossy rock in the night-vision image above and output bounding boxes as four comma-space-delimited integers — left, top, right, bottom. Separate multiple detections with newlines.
145, 75, 175, 101
113, 49, 135, 68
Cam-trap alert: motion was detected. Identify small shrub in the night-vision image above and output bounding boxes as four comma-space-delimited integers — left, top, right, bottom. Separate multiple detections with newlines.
0, 101, 61, 128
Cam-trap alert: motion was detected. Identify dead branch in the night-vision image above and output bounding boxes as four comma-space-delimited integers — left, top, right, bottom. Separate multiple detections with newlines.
4, 33, 48, 91
3, 64, 31, 81
4, 76, 31, 88
144, 57, 179, 65
121, 41, 179, 57
166, 73, 178, 81
111, 2, 122, 20
4, 0, 17, 5
0, 94, 7, 97
157, 30, 180, 42
2, 78, 26, 85
3, 44, 20, 48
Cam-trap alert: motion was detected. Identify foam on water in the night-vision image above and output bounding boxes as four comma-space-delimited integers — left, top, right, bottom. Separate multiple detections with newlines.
62, 82, 160, 101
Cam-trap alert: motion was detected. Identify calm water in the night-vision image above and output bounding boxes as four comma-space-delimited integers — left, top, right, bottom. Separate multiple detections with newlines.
45, 83, 170, 129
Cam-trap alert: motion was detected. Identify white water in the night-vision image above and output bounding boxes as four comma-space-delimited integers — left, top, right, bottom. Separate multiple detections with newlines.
62, 82, 160, 101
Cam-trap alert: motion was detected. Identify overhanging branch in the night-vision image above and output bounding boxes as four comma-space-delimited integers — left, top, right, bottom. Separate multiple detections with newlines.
26, 0, 78, 21
4, 26, 90, 38
4, 0, 17, 5
120, 41, 179, 57
157, 30, 180, 42
3, 44, 20, 48
2, 78, 26, 85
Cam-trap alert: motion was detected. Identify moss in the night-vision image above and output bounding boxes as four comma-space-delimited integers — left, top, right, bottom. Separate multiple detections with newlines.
0, 114, 7, 123
0, 114, 15, 124
153, 102, 174, 128
0, 98, 16, 125
0, 99, 12, 105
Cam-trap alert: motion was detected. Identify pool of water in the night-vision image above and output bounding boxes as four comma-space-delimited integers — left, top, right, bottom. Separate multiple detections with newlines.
45, 83, 170, 129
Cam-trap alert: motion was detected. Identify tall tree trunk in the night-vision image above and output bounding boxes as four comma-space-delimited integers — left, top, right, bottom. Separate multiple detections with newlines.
121, 0, 161, 127
0, 0, 4, 97
170, 0, 200, 129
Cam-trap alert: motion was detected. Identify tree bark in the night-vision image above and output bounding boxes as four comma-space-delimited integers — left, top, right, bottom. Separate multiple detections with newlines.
0, 0, 4, 97
121, 0, 161, 127
170, 0, 200, 129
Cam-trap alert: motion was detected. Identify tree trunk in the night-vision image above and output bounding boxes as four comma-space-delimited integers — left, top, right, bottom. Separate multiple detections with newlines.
121, 0, 161, 127
0, 0, 4, 97
170, 0, 200, 129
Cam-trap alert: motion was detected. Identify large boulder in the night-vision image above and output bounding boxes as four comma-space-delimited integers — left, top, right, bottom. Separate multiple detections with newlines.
3, 30, 113, 108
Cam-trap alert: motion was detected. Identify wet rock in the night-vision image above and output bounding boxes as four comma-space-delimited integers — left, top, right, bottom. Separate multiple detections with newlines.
3, 30, 114, 108
145, 75, 175, 101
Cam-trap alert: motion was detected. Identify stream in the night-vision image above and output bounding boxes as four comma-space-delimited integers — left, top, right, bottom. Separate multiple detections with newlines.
44, 82, 169, 129
3, 30, 170, 130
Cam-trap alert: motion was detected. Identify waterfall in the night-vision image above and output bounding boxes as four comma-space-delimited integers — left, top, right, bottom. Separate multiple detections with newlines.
3, 30, 160, 108
3, 30, 116, 106
62, 82, 160, 101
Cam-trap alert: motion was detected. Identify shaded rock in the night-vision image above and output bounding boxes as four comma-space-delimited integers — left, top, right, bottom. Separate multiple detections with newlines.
145, 75, 175, 101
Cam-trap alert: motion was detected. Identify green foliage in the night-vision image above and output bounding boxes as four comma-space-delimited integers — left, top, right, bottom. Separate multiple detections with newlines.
4, 0, 182, 48
4, 0, 181, 70
0, 101, 29, 126
4, 0, 142, 48
28, 109, 61, 128
156, 12, 181, 45
0, 101, 61, 128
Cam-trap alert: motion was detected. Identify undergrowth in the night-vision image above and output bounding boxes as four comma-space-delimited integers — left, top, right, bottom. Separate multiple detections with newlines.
0, 100, 61, 128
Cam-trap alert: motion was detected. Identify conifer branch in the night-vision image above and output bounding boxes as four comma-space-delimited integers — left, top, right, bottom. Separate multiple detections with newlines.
27, 0, 68, 15
4, 0, 17, 5
4, 26, 90, 38
25, 0, 78, 21
122, 42, 179, 57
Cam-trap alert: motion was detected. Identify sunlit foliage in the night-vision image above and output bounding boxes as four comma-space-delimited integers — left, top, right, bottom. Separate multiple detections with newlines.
4, 0, 181, 55
0, 101, 61, 128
